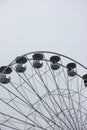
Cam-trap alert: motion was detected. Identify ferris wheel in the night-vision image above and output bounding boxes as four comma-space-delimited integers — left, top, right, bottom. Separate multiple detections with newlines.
0, 51, 87, 130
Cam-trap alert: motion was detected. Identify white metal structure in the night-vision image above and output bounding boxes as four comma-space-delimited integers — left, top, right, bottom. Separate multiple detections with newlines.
0, 51, 87, 130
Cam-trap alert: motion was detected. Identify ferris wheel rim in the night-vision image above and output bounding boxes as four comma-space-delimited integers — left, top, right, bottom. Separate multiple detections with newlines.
1, 51, 87, 80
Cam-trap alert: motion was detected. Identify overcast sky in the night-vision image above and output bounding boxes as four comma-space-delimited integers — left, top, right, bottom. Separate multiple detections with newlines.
0, 1, 87, 130
0, 0, 87, 66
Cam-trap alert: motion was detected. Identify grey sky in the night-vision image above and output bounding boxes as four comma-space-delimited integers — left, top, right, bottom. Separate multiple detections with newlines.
0, 0, 87, 66
0, 1, 87, 130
